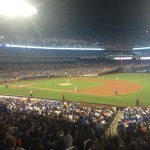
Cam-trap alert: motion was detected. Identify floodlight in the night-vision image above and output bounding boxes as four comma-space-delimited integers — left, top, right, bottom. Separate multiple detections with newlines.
140, 57, 150, 60
0, 0, 37, 17
114, 57, 132, 60
133, 47, 150, 50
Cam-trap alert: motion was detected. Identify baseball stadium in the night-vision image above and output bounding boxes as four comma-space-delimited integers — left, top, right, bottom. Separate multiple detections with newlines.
0, 1, 150, 150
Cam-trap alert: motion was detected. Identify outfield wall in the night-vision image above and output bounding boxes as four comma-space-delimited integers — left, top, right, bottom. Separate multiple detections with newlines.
121, 69, 150, 73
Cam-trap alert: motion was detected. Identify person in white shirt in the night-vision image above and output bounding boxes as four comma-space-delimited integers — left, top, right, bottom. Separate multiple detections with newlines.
75, 85, 78, 92
62, 128, 73, 149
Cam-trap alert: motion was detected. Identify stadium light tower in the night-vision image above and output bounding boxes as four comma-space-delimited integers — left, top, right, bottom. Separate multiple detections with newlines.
0, 0, 37, 17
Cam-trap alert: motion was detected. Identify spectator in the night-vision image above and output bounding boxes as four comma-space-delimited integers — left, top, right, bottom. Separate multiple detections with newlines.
129, 141, 138, 150
62, 128, 73, 149
30, 138, 44, 150
0, 131, 10, 150
5, 136, 16, 150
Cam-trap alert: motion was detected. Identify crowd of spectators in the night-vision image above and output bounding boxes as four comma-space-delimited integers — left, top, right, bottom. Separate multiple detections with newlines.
122, 61, 150, 69
1, 32, 150, 49
0, 96, 116, 150
0, 60, 149, 81
115, 106, 150, 150
0, 61, 119, 80
1, 96, 150, 150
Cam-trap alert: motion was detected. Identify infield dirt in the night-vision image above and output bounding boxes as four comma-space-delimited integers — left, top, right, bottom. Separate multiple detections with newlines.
75, 78, 143, 96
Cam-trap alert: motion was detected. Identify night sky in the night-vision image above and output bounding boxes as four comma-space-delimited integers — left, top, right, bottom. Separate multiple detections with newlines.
33, 0, 150, 32
1, 0, 150, 35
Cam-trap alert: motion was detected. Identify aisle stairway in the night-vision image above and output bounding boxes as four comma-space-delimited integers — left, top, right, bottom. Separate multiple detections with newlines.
105, 110, 123, 138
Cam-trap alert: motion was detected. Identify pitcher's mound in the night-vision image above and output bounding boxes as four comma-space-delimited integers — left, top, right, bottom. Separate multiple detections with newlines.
59, 83, 72, 86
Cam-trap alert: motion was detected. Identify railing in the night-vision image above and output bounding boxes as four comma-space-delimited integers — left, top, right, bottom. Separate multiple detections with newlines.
84, 139, 91, 150
105, 127, 111, 139
66, 146, 78, 150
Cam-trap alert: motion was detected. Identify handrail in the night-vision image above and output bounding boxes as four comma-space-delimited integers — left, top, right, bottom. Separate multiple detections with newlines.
84, 139, 91, 150
66, 146, 78, 150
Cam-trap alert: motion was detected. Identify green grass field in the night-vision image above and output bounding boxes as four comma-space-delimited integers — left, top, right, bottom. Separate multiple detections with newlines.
0, 73, 150, 106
